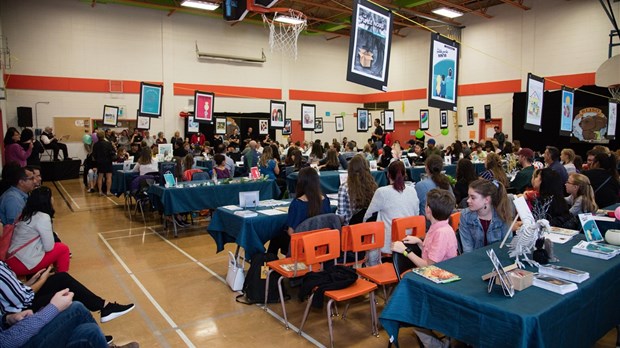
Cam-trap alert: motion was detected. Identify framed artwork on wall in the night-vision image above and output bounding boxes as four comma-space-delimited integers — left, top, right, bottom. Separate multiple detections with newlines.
139, 82, 163, 117
440, 110, 448, 129
259, 119, 269, 135
420, 109, 429, 130
301, 104, 316, 130
270, 100, 286, 128
315, 117, 324, 133
187, 116, 199, 133
466, 107, 474, 126
194, 91, 214, 123
384, 109, 395, 131
137, 113, 151, 130
102, 105, 119, 127
282, 119, 292, 135
215, 117, 227, 135
357, 108, 368, 132
335, 116, 344, 132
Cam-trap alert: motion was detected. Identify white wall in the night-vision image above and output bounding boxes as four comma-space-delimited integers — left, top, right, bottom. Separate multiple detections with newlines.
0, 0, 618, 162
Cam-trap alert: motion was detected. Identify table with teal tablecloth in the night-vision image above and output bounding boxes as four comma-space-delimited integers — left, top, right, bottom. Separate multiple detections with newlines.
148, 179, 280, 216
207, 204, 290, 259
406, 162, 485, 182
287, 170, 387, 195
379, 236, 620, 348
110, 163, 209, 195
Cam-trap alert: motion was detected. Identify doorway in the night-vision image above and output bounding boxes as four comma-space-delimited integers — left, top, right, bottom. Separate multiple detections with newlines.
478, 118, 503, 141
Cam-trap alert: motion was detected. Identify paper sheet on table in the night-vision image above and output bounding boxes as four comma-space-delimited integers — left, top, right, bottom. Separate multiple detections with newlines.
546, 233, 572, 244
257, 200, 288, 207
326, 193, 338, 200
259, 209, 287, 216
222, 205, 242, 211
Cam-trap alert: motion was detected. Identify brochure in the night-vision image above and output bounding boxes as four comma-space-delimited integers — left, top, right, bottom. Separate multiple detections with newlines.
571, 240, 619, 260
538, 264, 589, 283
578, 213, 604, 242
532, 274, 578, 295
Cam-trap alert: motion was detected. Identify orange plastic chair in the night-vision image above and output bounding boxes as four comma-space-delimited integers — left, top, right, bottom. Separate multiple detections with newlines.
298, 229, 378, 348
264, 228, 328, 329
392, 215, 426, 241
450, 211, 461, 232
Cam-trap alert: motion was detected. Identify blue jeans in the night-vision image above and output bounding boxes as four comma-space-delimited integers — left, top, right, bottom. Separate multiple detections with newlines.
23, 302, 107, 348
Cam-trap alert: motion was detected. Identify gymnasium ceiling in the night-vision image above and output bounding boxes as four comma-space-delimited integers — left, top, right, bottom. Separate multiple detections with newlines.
84, 0, 531, 38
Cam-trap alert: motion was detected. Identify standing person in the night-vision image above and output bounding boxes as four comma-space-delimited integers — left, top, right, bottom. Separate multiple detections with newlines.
6, 187, 71, 276
21, 129, 44, 167
544, 146, 568, 185
565, 173, 598, 216
244, 127, 254, 143
371, 118, 384, 149
391, 189, 458, 267
364, 161, 419, 266
415, 155, 453, 219
583, 152, 620, 208
4, 128, 33, 167
493, 126, 505, 150
40, 127, 69, 161
459, 179, 513, 253
228, 128, 240, 149
511, 148, 535, 194
0, 165, 36, 224
91, 130, 115, 196
170, 131, 182, 146
336, 155, 378, 226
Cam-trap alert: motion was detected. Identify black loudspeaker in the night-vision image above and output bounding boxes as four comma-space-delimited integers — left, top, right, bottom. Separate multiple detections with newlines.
484, 104, 492, 123
17, 107, 33, 127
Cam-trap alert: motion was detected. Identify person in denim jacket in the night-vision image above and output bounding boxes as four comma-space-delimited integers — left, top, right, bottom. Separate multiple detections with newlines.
460, 179, 513, 253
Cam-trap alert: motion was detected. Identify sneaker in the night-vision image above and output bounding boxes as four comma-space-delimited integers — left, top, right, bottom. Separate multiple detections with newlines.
106, 335, 114, 344
109, 342, 139, 348
101, 302, 135, 323
87, 188, 96, 193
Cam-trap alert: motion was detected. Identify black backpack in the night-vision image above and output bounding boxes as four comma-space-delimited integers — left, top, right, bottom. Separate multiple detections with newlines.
235, 253, 283, 304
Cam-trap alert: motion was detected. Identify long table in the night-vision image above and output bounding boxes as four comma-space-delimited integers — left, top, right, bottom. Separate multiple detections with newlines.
379, 236, 620, 348
406, 162, 486, 182
286, 170, 388, 195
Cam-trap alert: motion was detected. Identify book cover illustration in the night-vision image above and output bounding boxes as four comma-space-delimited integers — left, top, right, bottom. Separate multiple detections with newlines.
412, 265, 460, 284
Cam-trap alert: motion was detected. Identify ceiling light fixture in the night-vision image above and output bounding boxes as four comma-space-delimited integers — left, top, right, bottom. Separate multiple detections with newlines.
274, 15, 306, 25
431, 7, 463, 19
181, 0, 219, 11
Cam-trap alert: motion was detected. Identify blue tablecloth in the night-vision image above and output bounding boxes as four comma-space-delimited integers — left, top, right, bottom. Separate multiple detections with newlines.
148, 179, 280, 216
208, 204, 290, 259
379, 236, 620, 348
111, 170, 138, 195
406, 162, 485, 182
287, 170, 387, 195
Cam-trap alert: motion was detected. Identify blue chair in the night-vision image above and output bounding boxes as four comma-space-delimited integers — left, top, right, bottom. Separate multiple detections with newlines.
192, 171, 211, 181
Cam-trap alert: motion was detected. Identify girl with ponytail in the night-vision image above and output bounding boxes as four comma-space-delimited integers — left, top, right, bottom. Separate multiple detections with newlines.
459, 179, 513, 253
415, 155, 454, 217
364, 160, 419, 266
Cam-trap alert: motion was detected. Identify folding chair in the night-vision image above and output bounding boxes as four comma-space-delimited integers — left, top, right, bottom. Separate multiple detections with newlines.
449, 211, 461, 232
392, 215, 426, 241
298, 229, 378, 348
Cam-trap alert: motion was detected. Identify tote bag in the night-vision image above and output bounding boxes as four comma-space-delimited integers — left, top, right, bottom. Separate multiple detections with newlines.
226, 251, 245, 291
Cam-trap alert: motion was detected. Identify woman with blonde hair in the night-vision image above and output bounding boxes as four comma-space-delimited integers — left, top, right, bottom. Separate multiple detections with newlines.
336, 154, 378, 225
565, 173, 598, 216
561, 148, 577, 174
479, 152, 509, 188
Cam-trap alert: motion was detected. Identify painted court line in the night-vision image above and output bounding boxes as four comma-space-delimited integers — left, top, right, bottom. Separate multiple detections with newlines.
148, 227, 326, 348
55, 181, 81, 209
98, 233, 196, 348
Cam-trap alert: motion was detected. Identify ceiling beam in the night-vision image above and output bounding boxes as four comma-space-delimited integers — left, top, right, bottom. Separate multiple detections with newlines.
498, 0, 530, 11
433, 0, 493, 19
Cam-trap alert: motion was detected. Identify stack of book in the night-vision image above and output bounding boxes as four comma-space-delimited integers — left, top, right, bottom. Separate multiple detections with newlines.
571, 241, 620, 260
532, 274, 578, 295
538, 264, 589, 283
234, 210, 258, 218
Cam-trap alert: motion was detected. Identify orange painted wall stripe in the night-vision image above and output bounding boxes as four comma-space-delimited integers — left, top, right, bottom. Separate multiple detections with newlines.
174, 83, 281, 99
544, 72, 595, 90
3, 74, 157, 93
458, 79, 522, 96
289, 90, 363, 103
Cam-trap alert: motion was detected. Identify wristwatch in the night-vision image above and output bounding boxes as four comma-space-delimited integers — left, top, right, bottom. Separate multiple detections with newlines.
402, 247, 413, 257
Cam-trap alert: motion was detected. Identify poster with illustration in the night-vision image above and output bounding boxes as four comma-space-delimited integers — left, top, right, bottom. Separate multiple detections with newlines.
440, 110, 448, 129
301, 104, 316, 130
607, 101, 617, 140
139, 82, 163, 117
335, 116, 344, 132
571, 107, 609, 144
428, 33, 459, 111
357, 108, 368, 132
259, 119, 268, 135
187, 116, 199, 133
384, 109, 394, 131
420, 109, 429, 130
524, 73, 544, 132
346, 0, 393, 92
466, 107, 474, 126
270, 100, 286, 128
315, 118, 323, 133
560, 87, 574, 136
215, 117, 227, 135
282, 119, 292, 135
194, 91, 214, 123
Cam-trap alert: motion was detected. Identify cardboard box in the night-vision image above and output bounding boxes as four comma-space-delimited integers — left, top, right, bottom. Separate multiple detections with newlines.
507, 269, 533, 291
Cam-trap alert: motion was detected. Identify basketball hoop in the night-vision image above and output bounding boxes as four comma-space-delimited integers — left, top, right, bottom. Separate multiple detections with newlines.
609, 84, 620, 101
261, 9, 307, 60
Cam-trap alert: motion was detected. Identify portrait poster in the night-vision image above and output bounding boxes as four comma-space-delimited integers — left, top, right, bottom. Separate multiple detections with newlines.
420, 109, 429, 130
282, 119, 292, 135
484, 104, 492, 123
215, 117, 227, 135
357, 108, 369, 132
440, 110, 448, 129
525, 73, 544, 132
315, 118, 324, 133
139, 82, 163, 117
270, 100, 286, 128
259, 119, 269, 135
301, 104, 316, 130
194, 91, 214, 123
346, 0, 393, 92
102, 105, 119, 127
608, 101, 617, 140
335, 116, 344, 132
137, 114, 151, 130
384, 109, 394, 131
187, 116, 199, 133
560, 87, 574, 136
466, 106, 474, 126
428, 33, 459, 111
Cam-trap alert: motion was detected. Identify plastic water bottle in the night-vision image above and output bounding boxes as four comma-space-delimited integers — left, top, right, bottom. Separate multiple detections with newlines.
212, 168, 218, 185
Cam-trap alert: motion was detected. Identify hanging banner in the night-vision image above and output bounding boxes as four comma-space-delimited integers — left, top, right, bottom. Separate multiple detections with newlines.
560, 86, 574, 136
608, 100, 618, 140
524, 73, 544, 132
428, 33, 459, 111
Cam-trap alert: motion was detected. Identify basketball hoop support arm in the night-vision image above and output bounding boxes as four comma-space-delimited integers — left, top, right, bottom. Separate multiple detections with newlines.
195, 42, 266, 63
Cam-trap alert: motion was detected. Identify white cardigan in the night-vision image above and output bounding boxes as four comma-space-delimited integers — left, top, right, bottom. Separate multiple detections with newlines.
8, 212, 55, 270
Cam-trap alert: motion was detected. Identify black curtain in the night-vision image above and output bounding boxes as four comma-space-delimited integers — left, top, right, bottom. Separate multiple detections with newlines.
183, 112, 274, 146
512, 85, 618, 158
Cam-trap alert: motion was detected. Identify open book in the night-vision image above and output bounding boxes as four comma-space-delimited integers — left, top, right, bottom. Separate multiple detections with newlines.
412, 265, 460, 284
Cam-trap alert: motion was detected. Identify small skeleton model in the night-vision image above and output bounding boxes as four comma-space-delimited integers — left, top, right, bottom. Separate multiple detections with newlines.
508, 219, 550, 268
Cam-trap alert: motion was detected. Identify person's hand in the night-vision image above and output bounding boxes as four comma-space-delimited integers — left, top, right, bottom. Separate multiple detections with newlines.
50, 289, 73, 312
513, 220, 523, 231
24, 268, 47, 286
6, 310, 34, 325
402, 235, 422, 245
40, 265, 54, 281
392, 241, 407, 253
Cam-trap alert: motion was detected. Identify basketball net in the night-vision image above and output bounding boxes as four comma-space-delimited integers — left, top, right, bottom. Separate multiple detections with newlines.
261, 9, 307, 60
609, 84, 620, 101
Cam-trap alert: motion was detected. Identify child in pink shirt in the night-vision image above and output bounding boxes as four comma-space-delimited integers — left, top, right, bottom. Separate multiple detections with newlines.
392, 188, 458, 267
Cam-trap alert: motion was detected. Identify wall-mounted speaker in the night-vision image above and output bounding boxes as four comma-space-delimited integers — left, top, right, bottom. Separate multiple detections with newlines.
17, 107, 33, 128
